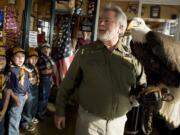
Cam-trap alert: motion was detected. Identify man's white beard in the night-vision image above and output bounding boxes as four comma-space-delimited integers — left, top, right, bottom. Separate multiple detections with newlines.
97, 31, 115, 42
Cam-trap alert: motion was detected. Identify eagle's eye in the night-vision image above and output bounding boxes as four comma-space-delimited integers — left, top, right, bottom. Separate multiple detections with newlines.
137, 21, 141, 25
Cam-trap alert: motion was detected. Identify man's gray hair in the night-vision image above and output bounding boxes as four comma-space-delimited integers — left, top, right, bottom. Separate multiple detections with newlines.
103, 4, 127, 35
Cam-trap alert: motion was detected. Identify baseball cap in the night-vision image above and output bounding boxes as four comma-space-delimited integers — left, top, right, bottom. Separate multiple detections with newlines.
41, 43, 51, 49
28, 48, 38, 57
0, 47, 6, 56
12, 47, 25, 55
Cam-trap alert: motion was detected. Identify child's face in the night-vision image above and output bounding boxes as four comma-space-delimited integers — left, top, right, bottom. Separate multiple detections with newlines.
41, 47, 51, 56
12, 52, 25, 66
28, 56, 38, 66
0, 56, 6, 71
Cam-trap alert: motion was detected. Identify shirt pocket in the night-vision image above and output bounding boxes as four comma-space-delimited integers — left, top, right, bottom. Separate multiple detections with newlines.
81, 56, 106, 79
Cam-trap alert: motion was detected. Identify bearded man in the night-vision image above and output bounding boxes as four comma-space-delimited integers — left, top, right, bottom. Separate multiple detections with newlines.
54, 4, 147, 135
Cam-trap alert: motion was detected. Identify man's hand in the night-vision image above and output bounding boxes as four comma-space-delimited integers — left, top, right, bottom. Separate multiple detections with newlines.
0, 89, 20, 121
25, 93, 28, 100
0, 111, 5, 121
54, 115, 66, 130
8, 89, 20, 107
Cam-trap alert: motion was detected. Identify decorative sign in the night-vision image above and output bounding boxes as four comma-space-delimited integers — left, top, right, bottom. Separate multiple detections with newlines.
29, 31, 38, 48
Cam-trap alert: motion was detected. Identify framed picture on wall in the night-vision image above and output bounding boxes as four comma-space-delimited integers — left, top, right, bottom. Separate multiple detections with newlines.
150, 5, 160, 18
80, 17, 93, 32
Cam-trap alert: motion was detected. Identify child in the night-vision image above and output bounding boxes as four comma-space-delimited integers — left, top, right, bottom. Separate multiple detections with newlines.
0, 47, 19, 135
38, 43, 55, 119
21, 48, 39, 131
7, 47, 30, 135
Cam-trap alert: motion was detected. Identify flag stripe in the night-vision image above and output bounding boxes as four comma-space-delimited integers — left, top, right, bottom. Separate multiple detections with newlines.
56, 54, 74, 84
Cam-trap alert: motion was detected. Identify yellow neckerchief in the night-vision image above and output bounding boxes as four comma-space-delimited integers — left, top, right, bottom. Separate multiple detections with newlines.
34, 66, 40, 85
28, 66, 40, 85
0, 73, 6, 99
10, 64, 32, 86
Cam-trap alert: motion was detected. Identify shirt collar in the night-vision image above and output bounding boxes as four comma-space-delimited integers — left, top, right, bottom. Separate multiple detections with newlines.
96, 38, 130, 55
116, 38, 130, 54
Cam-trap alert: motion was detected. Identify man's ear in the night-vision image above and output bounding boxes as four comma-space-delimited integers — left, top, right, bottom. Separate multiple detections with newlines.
118, 25, 123, 33
119, 25, 123, 31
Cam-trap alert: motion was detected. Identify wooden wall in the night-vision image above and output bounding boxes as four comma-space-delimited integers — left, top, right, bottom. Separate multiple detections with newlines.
100, 0, 180, 19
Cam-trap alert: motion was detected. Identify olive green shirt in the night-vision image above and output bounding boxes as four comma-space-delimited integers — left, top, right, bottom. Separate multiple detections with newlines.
56, 40, 146, 120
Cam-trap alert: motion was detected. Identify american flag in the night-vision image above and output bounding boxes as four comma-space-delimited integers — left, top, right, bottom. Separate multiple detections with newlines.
53, 17, 74, 84
55, 54, 74, 84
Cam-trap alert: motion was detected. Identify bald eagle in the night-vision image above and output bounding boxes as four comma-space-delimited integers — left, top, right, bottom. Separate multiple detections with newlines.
127, 17, 180, 128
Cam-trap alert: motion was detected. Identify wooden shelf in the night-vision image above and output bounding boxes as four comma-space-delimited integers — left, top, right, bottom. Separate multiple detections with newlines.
143, 18, 177, 23
111, 0, 180, 6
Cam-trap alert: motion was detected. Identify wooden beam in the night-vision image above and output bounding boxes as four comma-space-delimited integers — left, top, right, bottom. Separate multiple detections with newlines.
138, 0, 142, 17
21, 0, 32, 50
49, 0, 56, 46
92, 0, 100, 41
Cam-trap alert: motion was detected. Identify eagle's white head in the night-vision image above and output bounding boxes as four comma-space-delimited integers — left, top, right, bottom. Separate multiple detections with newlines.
127, 17, 151, 43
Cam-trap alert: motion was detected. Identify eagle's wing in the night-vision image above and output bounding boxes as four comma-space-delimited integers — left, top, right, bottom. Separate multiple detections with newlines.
145, 31, 180, 128
146, 31, 180, 72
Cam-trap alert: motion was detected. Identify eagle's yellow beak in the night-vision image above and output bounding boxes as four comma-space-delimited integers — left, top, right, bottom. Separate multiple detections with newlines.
127, 21, 135, 30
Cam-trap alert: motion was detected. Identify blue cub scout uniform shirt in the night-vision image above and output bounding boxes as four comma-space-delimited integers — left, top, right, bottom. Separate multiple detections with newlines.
38, 55, 54, 71
7, 65, 30, 95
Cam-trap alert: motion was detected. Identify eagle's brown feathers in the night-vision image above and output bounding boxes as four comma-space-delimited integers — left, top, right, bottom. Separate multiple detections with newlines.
146, 31, 180, 73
